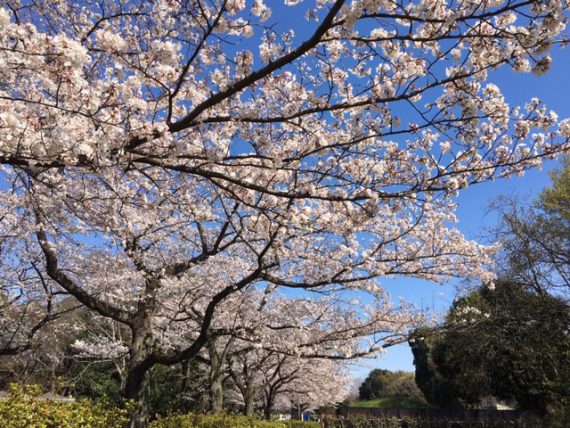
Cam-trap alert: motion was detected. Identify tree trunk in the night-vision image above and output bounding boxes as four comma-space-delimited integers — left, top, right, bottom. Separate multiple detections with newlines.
209, 373, 224, 413
243, 388, 255, 417
207, 340, 226, 413
179, 360, 190, 414
124, 323, 155, 428
263, 401, 272, 420
263, 389, 275, 420
124, 367, 150, 428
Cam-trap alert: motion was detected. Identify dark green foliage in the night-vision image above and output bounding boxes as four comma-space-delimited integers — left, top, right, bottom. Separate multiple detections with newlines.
409, 328, 454, 408
148, 365, 189, 417
410, 280, 570, 414
149, 413, 319, 428
68, 360, 124, 406
146, 359, 210, 417
359, 370, 391, 400
324, 417, 542, 428
65, 357, 210, 418
359, 370, 425, 402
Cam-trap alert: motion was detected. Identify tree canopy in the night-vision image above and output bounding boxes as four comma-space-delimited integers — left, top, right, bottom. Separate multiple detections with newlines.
1, 1, 569, 426
410, 279, 570, 415
358, 369, 423, 402
495, 157, 570, 296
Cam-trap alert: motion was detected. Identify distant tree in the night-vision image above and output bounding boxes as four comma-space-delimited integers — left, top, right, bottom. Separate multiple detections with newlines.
494, 158, 570, 297
359, 369, 389, 400
410, 279, 570, 414
358, 369, 423, 401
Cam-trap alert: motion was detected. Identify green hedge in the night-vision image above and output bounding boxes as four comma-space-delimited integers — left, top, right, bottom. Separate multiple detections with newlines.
284, 422, 320, 428
149, 413, 320, 428
0, 384, 131, 428
323, 417, 542, 428
0, 384, 321, 428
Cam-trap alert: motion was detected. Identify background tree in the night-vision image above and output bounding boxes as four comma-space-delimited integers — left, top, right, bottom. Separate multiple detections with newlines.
0, 307, 211, 417
410, 279, 570, 414
262, 356, 348, 420
358, 369, 424, 401
1, 1, 570, 426
359, 369, 390, 401
408, 326, 455, 408
494, 157, 570, 296
228, 347, 278, 417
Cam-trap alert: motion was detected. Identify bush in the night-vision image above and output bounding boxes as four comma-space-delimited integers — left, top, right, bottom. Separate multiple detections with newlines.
150, 413, 320, 428
323, 417, 543, 428
0, 383, 131, 428
284, 421, 320, 428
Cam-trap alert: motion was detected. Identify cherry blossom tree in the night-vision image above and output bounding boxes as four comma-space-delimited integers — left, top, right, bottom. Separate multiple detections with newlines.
1, 0, 569, 426
0, 250, 77, 356
229, 347, 349, 419
183, 290, 417, 414
229, 346, 277, 416
280, 358, 349, 420
0, 279, 55, 356
0, 298, 82, 390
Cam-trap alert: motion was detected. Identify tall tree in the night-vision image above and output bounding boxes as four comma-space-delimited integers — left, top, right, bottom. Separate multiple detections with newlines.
495, 157, 570, 296
1, 1, 569, 426
410, 279, 570, 414
359, 369, 392, 401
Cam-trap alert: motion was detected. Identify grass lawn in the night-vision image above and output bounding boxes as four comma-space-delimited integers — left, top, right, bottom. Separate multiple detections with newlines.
350, 395, 435, 409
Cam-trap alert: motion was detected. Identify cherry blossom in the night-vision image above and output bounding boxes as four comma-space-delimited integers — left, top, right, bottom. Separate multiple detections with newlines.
0, 1, 569, 426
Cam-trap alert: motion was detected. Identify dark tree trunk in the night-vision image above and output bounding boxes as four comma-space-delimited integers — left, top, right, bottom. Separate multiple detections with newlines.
179, 360, 190, 413
263, 401, 272, 420
243, 387, 255, 416
209, 373, 224, 413
124, 320, 155, 428
263, 388, 276, 420
207, 339, 228, 413
124, 367, 150, 428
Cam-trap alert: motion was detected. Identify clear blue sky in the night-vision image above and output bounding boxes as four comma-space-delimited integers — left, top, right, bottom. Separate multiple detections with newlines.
259, 3, 570, 376
355, 44, 570, 376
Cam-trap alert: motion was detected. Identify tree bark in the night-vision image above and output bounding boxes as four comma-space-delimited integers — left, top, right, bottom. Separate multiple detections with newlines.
124, 367, 150, 428
243, 387, 255, 417
208, 345, 224, 413
263, 388, 275, 420
124, 321, 155, 428
209, 373, 224, 413
263, 401, 272, 420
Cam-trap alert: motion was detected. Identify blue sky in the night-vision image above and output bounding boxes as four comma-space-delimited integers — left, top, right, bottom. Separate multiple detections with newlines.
253, 2, 570, 376
5, 0, 566, 380
355, 44, 570, 376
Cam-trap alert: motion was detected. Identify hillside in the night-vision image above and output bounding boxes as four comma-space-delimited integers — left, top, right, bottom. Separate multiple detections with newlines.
351, 396, 434, 409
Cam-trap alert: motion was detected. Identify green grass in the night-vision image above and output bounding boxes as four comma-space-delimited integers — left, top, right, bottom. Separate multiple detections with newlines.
350, 395, 435, 409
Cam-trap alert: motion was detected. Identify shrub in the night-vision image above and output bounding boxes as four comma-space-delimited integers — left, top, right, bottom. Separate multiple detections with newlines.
149, 413, 320, 428
323, 417, 543, 428
284, 421, 320, 428
0, 383, 131, 428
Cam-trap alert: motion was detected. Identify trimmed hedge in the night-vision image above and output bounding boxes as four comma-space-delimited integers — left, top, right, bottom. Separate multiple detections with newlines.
149, 414, 320, 428
323, 417, 543, 428
284, 422, 320, 428
0, 384, 131, 428
0, 384, 321, 428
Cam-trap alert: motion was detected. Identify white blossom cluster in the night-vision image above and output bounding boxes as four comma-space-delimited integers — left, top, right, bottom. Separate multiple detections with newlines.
0, 0, 569, 395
